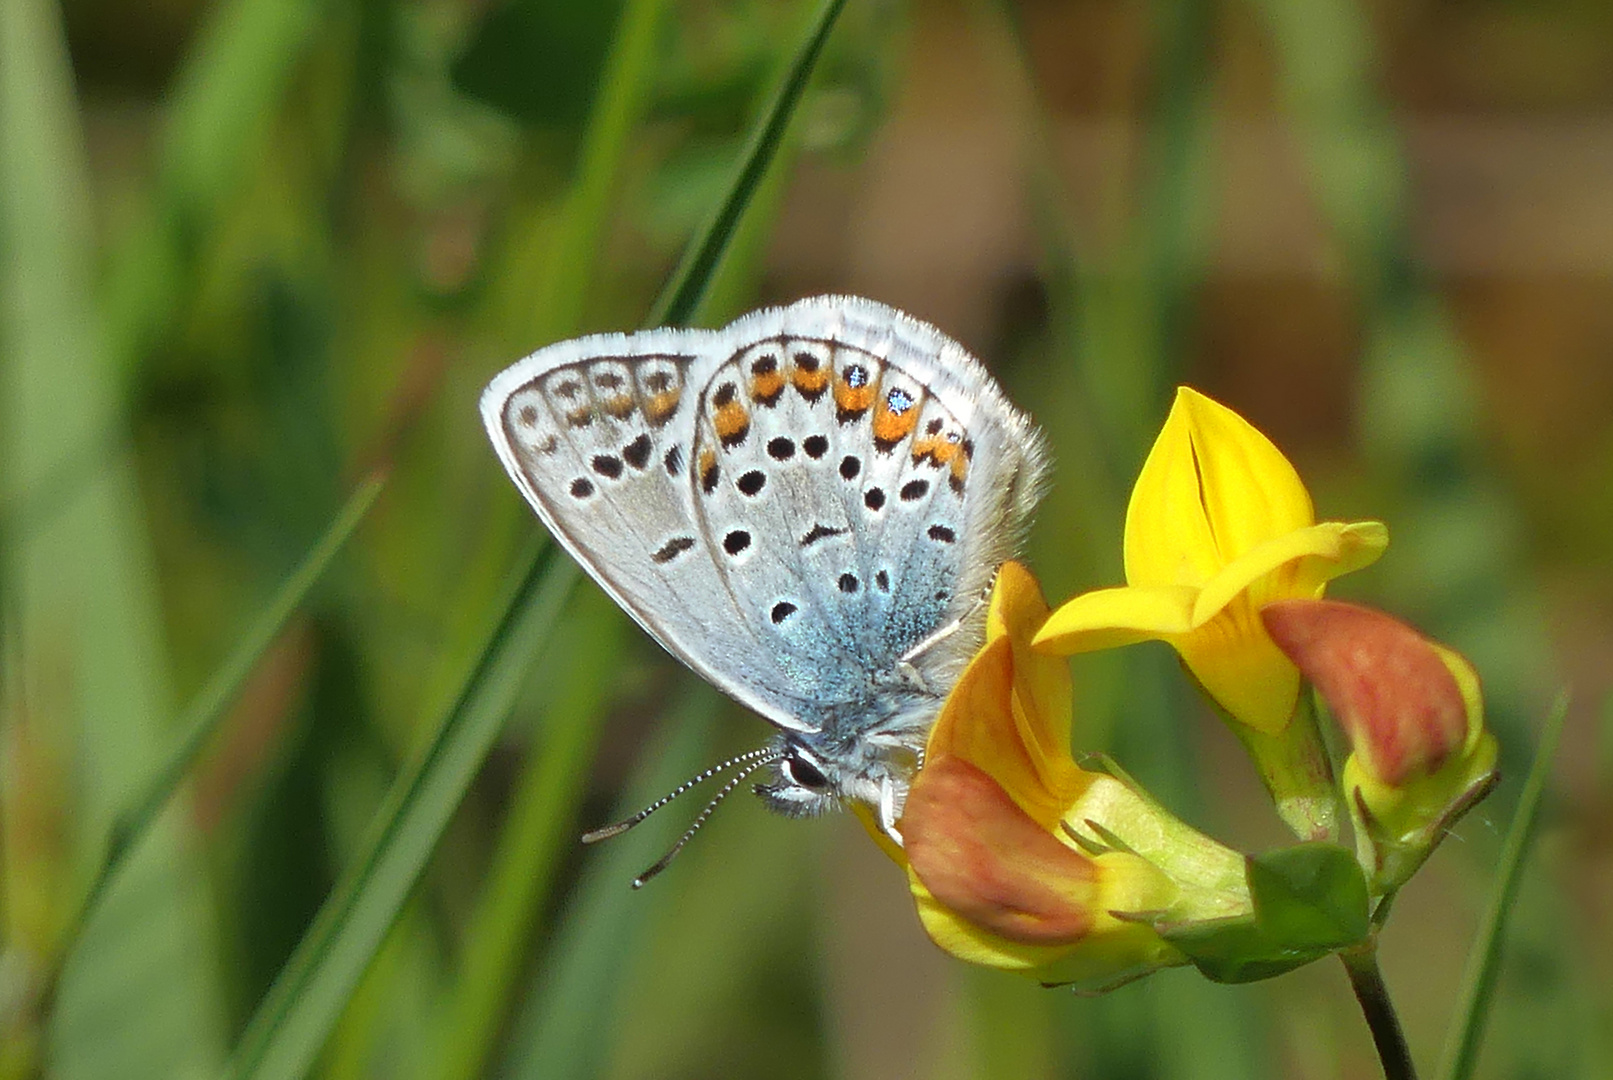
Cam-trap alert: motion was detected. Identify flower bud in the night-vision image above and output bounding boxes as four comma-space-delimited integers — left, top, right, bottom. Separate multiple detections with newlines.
1261, 599, 1498, 889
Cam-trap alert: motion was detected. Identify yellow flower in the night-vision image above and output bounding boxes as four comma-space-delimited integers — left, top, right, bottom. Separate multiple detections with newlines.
880, 563, 1249, 988
1034, 387, 1388, 736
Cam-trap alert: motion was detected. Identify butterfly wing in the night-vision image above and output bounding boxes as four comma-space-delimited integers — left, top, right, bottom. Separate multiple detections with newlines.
481, 327, 813, 731
681, 297, 1047, 723
481, 297, 1047, 737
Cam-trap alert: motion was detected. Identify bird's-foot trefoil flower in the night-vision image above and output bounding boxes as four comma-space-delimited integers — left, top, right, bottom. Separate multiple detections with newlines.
1262, 599, 1499, 893
1033, 387, 1388, 839
877, 562, 1252, 990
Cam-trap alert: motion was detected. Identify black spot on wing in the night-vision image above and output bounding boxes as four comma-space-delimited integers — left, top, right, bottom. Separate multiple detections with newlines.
900, 479, 930, 501
799, 524, 846, 547
622, 433, 652, 470
652, 537, 696, 563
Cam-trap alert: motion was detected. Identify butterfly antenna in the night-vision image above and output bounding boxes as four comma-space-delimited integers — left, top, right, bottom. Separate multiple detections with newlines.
630, 753, 779, 889
580, 747, 776, 844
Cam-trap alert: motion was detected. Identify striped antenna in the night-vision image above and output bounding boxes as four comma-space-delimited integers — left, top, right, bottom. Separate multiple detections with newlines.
630, 753, 780, 889
581, 746, 776, 844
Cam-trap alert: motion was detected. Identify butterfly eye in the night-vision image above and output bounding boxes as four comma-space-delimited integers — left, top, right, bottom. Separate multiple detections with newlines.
784, 754, 829, 791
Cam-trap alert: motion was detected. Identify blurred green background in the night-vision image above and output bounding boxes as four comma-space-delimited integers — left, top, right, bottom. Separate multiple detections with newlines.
2, 0, 1610, 1078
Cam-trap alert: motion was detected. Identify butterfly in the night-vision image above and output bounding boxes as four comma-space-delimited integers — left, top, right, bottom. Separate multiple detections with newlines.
481, 296, 1046, 881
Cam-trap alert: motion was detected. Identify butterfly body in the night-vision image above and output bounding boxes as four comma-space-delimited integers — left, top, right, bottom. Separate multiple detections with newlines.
482, 296, 1046, 837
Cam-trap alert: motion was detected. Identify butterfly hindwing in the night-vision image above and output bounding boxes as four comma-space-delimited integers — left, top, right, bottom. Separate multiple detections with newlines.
483, 333, 811, 730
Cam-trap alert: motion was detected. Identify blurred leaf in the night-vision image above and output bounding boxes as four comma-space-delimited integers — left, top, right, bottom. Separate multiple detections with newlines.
452, 0, 625, 131
225, 547, 579, 1080
1437, 693, 1569, 1080
501, 690, 718, 1080
533, 0, 673, 338
0, 0, 228, 1076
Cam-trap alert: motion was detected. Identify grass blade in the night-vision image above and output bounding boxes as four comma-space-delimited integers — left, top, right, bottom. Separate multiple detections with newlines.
102, 0, 326, 383
1, 0, 229, 1074
648, 0, 849, 329
500, 691, 718, 1080
226, 545, 578, 1080
1437, 692, 1570, 1080
41, 472, 386, 1008
422, 588, 627, 1080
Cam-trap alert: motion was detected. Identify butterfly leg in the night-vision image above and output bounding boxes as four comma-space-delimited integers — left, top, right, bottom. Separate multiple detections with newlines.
895, 659, 932, 694
878, 775, 905, 847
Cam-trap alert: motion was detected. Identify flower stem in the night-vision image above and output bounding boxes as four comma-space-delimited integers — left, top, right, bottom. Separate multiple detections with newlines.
1342, 944, 1419, 1080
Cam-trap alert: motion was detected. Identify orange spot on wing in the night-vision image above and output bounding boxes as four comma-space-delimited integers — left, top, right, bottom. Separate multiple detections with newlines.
913, 436, 960, 467
750, 370, 786, 403
950, 447, 971, 490
833, 378, 875, 415
872, 398, 920, 446
602, 394, 635, 420
792, 362, 831, 398
713, 401, 751, 443
698, 446, 719, 493
645, 388, 681, 426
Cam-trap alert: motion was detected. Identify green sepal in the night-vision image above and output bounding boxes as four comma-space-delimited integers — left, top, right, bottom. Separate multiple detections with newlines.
1152, 842, 1370, 983
1249, 842, 1369, 949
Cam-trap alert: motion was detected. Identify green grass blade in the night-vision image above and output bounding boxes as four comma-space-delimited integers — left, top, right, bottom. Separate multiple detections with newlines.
647, 0, 849, 329
500, 691, 719, 1080
101, 0, 326, 382
1, 0, 229, 1074
423, 587, 627, 1080
1437, 692, 1570, 1080
225, 547, 579, 1080
524, 0, 675, 345
44, 473, 386, 999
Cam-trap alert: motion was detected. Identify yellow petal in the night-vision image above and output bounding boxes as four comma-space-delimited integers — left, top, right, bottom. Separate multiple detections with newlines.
925, 638, 1055, 824
1192, 521, 1388, 626
1173, 609, 1302, 735
1173, 521, 1388, 734
1033, 584, 1198, 655
1124, 387, 1315, 589
987, 563, 1080, 802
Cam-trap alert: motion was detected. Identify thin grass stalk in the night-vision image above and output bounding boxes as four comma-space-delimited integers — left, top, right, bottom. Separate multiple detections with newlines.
647, 0, 848, 329
101, 0, 326, 386
500, 691, 719, 1080
1437, 693, 1570, 1080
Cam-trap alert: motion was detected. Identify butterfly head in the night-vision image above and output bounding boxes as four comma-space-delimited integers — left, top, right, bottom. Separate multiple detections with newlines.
754, 730, 922, 842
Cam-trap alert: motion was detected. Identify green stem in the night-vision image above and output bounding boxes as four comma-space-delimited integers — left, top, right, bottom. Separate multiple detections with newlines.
1342, 944, 1419, 1080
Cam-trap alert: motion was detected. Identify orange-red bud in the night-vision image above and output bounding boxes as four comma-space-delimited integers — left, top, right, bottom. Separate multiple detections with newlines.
903, 756, 1097, 945
1261, 599, 1468, 786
